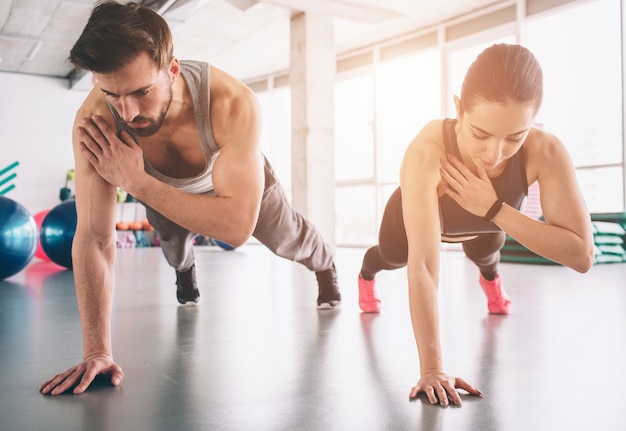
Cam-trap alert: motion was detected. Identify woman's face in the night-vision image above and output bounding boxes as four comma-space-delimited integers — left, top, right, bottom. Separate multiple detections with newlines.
455, 98, 536, 172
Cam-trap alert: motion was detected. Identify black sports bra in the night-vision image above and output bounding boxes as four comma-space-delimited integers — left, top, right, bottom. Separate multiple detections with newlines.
438, 119, 528, 237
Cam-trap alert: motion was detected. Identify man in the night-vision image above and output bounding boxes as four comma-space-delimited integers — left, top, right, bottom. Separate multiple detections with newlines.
40, 0, 340, 396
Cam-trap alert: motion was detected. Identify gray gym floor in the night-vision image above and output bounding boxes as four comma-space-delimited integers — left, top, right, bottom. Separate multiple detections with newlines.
1, 244, 625, 431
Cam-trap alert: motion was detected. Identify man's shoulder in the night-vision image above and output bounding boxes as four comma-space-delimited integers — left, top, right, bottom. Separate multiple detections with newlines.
180, 59, 207, 67
179, 60, 209, 76
76, 86, 109, 119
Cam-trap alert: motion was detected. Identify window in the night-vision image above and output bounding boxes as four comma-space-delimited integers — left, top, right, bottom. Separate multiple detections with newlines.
335, 184, 377, 245
334, 74, 375, 182
257, 85, 293, 193
333, 48, 442, 245
525, 0, 623, 212
334, 72, 376, 245
378, 48, 441, 185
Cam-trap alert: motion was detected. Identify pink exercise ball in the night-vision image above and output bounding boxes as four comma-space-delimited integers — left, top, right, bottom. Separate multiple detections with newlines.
33, 209, 51, 261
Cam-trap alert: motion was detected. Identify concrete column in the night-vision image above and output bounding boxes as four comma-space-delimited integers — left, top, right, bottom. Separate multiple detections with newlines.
290, 12, 336, 248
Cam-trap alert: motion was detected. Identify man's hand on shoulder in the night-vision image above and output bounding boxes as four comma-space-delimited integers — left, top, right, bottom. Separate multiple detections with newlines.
76, 115, 147, 193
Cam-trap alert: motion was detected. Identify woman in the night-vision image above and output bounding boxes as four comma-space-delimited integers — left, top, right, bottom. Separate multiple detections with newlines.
357, 43, 594, 407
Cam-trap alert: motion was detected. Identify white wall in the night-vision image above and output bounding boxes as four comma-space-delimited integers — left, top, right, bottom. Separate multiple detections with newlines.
0, 72, 88, 215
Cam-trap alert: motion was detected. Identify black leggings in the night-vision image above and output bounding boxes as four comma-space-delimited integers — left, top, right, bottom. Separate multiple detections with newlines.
360, 187, 505, 281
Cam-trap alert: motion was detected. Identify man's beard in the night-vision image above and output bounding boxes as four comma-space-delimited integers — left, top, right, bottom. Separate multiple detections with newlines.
129, 113, 166, 137
127, 92, 172, 137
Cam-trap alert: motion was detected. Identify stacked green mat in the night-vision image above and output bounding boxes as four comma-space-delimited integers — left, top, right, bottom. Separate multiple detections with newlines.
589, 213, 626, 264
500, 212, 626, 265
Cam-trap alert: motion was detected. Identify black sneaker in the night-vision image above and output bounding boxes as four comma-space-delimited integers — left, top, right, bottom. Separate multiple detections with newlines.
315, 263, 341, 309
176, 264, 201, 306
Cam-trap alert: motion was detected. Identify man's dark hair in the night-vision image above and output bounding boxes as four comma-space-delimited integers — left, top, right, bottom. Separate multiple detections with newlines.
70, 1, 173, 72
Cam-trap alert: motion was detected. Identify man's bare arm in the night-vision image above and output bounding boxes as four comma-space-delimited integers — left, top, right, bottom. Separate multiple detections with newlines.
76, 85, 264, 247
40, 89, 124, 395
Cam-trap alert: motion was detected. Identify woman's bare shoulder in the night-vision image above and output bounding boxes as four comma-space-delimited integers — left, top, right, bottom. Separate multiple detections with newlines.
419, 119, 445, 141
525, 126, 563, 150
524, 127, 571, 165
523, 127, 574, 182
400, 119, 446, 185
405, 119, 446, 160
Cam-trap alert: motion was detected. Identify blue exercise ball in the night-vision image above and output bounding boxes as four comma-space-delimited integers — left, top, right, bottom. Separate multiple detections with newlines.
41, 199, 77, 269
214, 239, 236, 251
0, 196, 37, 280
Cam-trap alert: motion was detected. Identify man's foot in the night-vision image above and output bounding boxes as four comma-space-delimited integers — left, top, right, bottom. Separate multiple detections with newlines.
479, 274, 510, 314
315, 264, 341, 309
358, 274, 380, 313
176, 264, 201, 306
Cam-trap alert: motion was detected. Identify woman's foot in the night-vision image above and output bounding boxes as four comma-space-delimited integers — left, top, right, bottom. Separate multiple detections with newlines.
479, 274, 510, 314
358, 274, 381, 313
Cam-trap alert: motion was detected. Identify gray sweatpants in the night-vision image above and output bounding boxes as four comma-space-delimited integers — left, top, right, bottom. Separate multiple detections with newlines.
144, 156, 334, 273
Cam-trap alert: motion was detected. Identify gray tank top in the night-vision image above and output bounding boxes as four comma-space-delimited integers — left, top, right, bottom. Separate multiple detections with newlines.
107, 60, 220, 194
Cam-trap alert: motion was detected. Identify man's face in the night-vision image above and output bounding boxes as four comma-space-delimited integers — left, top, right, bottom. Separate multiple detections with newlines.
94, 52, 174, 137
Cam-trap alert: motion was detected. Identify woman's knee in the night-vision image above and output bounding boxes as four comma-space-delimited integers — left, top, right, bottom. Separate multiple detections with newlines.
376, 242, 408, 269
462, 232, 505, 263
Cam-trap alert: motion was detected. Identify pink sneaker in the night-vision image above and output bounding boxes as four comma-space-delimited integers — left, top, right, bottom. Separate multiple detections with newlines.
358, 274, 381, 313
479, 274, 511, 314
